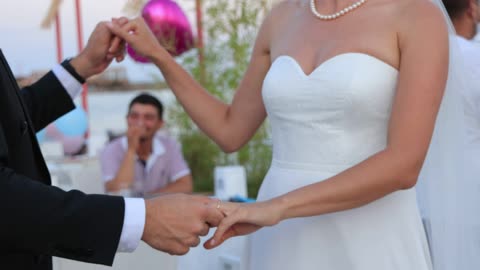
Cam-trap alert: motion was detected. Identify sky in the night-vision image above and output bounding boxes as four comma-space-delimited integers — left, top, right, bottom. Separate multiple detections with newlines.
0, 0, 196, 83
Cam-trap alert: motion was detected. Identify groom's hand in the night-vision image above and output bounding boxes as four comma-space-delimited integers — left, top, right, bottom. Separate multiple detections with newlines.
69, 19, 128, 80
141, 194, 224, 255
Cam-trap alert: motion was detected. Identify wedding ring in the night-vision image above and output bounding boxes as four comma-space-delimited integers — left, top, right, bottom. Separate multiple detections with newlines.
216, 199, 221, 210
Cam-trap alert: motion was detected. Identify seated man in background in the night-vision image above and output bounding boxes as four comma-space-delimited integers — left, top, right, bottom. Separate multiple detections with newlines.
101, 93, 192, 197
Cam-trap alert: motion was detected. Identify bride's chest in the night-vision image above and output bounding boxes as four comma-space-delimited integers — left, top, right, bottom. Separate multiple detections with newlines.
269, 14, 399, 73
261, 54, 398, 119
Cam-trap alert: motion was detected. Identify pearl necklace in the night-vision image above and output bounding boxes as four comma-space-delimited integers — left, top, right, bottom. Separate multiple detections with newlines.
310, 0, 367, 20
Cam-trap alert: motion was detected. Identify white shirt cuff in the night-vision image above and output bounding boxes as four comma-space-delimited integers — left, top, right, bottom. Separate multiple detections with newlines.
117, 198, 146, 253
52, 64, 83, 99
171, 169, 191, 182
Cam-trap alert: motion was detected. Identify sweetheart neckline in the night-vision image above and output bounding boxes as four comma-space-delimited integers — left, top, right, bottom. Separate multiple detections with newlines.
272, 53, 399, 77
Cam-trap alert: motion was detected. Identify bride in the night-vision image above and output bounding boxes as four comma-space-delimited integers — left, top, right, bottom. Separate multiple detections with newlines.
108, 0, 467, 269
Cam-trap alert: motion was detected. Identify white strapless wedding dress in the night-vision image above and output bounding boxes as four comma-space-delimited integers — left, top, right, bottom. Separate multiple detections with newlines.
249, 53, 432, 270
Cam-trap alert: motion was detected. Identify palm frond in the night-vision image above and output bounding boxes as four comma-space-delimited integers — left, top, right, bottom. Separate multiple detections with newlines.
122, 0, 147, 17
41, 0, 63, 29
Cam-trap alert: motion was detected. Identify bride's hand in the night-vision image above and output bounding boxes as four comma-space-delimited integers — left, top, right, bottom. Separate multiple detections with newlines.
107, 17, 167, 61
204, 200, 282, 249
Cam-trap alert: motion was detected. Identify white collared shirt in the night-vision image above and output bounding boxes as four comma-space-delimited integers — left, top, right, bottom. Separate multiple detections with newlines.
456, 36, 480, 147
101, 135, 191, 196
52, 64, 144, 253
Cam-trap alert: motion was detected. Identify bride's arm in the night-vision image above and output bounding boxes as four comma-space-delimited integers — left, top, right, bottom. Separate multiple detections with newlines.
206, 0, 449, 248
107, 7, 284, 152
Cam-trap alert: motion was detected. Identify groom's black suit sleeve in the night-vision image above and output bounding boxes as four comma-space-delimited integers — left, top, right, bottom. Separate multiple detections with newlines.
0, 50, 126, 269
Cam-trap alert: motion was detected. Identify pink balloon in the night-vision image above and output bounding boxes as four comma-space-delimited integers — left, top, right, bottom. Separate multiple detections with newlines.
128, 0, 194, 62
45, 124, 86, 156
61, 136, 86, 156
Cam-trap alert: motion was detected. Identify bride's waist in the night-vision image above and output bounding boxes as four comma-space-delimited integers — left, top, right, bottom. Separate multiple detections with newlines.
271, 159, 354, 173
271, 140, 385, 171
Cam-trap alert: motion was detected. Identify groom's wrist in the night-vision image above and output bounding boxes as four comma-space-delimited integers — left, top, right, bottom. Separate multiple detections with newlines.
117, 198, 145, 252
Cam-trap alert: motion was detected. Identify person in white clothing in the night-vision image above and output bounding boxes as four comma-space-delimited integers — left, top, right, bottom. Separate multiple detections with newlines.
444, 0, 480, 153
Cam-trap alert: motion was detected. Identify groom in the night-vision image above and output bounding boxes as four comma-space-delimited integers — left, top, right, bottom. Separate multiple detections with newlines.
0, 20, 223, 270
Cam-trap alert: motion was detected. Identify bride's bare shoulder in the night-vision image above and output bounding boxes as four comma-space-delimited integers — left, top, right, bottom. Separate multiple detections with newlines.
261, 0, 305, 29
389, 0, 449, 53
266, 0, 306, 17
391, 0, 447, 26
273, 0, 306, 9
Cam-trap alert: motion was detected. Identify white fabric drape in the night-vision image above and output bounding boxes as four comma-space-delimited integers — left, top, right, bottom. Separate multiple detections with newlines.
416, 1, 480, 269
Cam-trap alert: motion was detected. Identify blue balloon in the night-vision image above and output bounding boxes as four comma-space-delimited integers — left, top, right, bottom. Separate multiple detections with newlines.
36, 128, 46, 143
55, 107, 88, 136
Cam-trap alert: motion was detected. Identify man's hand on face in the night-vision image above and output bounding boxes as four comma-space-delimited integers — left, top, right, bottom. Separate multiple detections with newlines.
126, 124, 146, 152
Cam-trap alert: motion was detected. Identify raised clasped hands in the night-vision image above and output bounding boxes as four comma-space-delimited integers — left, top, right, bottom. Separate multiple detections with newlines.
69, 15, 167, 81
106, 16, 167, 62
70, 18, 130, 80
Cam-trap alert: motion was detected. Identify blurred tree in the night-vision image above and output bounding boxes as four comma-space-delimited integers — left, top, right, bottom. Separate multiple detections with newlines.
169, 0, 272, 198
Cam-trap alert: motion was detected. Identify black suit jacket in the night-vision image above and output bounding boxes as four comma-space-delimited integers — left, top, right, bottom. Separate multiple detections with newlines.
0, 49, 125, 270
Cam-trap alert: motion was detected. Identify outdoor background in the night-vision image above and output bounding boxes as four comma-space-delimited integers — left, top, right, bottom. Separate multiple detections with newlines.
0, 0, 274, 197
